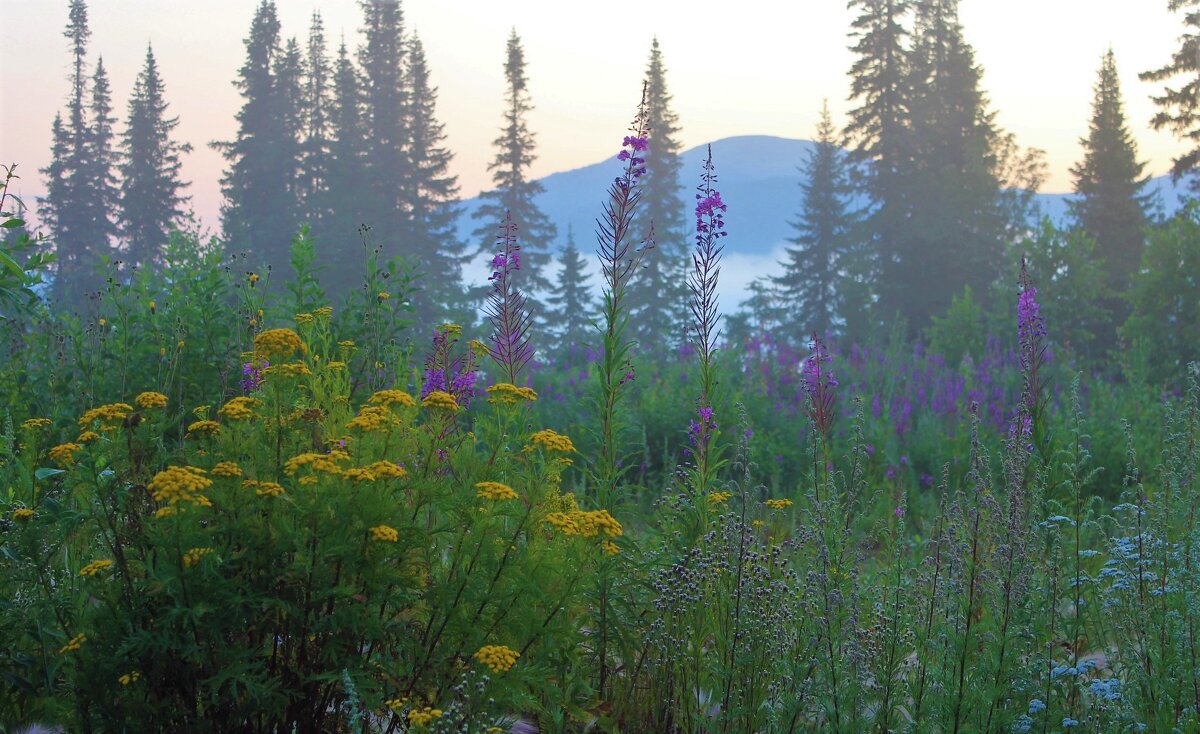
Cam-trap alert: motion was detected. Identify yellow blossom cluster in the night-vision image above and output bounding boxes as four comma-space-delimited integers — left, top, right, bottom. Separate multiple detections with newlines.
79, 559, 114, 577
12, 508, 34, 522
253, 328, 305, 360
284, 451, 349, 477
368, 389, 416, 408
765, 499, 794, 510
473, 644, 520, 674
469, 340, 490, 358
366, 461, 407, 479
440, 323, 462, 336
707, 491, 732, 505
211, 461, 243, 478
407, 707, 443, 726
21, 418, 51, 431
544, 509, 623, 538
475, 481, 518, 501
134, 391, 168, 409
148, 466, 213, 508
182, 547, 213, 568
295, 312, 315, 324
338, 340, 356, 350
186, 420, 221, 437
77, 430, 100, 444
79, 403, 133, 427
384, 696, 408, 712
601, 540, 621, 556
218, 397, 261, 421
527, 429, 575, 453
263, 362, 312, 378
486, 383, 538, 405
346, 406, 400, 432
49, 443, 82, 467
343, 467, 377, 483
369, 525, 399, 542
118, 671, 141, 685
244, 480, 285, 497
327, 361, 347, 371
421, 391, 460, 412
59, 634, 86, 654
314, 306, 333, 319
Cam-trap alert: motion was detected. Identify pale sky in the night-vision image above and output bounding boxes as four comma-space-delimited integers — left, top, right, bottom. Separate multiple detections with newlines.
0, 0, 1190, 233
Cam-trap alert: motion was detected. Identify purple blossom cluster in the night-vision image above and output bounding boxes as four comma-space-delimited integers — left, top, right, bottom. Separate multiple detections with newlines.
421, 324, 479, 409
617, 135, 648, 179
483, 212, 535, 384
687, 404, 717, 451
241, 360, 267, 394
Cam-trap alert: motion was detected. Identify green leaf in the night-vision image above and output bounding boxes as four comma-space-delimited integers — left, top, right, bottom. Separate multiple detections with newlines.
1, 218, 25, 228
34, 468, 65, 481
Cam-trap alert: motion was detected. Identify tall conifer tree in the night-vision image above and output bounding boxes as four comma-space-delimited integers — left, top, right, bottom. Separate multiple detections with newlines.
301, 12, 332, 216
118, 44, 192, 270
773, 103, 857, 341
546, 224, 594, 357
1141, 0, 1200, 186
627, 37, 687, 347
403, 35, 466, 325
85, 57, 119, 257
472, 30, 557, 316
357, 0, 408, 246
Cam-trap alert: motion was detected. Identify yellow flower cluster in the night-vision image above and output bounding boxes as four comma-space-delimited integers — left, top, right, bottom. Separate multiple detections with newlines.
708, 491, 732, 505
407, 707, 443, 726
79, 559, 114, 577
79, 403, 133, 427
368, 389, 416, 408
314, 306, 333, 319
421, 391, 460, 412
601, 539, 620, 556
486, 383, 538, 405
475, 481, 518, 501
544, 509, 623, 538
186, 420, 221, 436
12, 508, 34, 522
366, 460, 407, 479
148, 466, 213, 508
527, 429, 575, 453
343, 467, 377, 483
338, 340, 356, 350
59, 634, 86, 654
21, 418, 51, 431
118, 671, 141, 685
244, 480, 285, 497
440, 322, 462, 336
327, 361, 347, 371
284, 451, 349, 477
369, 525, 399, 542
469, 340, 490, 358
211, 461, 243, 478
77, 430, 100, 443
49, 443, 82, 467
218, 397, 261, 421
182, 547, 213, 568
134, 391, 168, 409
765, 498, 794, 510
253, 328, 305, 360
263, 362, 312, 378
346, 406, 399, 432
295, 312, 315, 325
474, 644, 520, 674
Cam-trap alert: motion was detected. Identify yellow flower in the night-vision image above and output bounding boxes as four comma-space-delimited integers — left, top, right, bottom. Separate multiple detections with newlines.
134, 391, 168, 409
752, 519, 765, 527
407, 707, 443, 726
77, 430, 100, 443
314, 306, 333, 318
49, 443, 82, 467
182, 547, 213, 568
338, 340, 356, 349
469, 339, 490, 358
149, 300, 156, 314
765, 498, 794, 510
544, 509, 623, 538
527, 429, 575, 453
148, 466, 213, 508
12, 508, 35, 522
343, 467, 377, 483
78, 403, 133, 428
369, 525, 399, 543
295, 312, 315, 324
98, 318, 107, 327
284, 451, 348, 477
249, 272, 260, 285
377, 291, 391, 301
211, 461, 243, 478
421, 391, 460, 412
475, 481, 518, 501
186, 420, 221, 437
440, 323, 462, 336
20, 418, 52, 431
473, 644, 520, 674
263, 361, 312, 378
346, 406, 398, 432
59, 633, 86, 654
366, 461, 407, 479
601, 539, 620, 556
385, 696, 409, 712
79, 559, 114, 577
707, 491, 732, 505
486, 383, 538, 405
218, 396, 261, 421
368, 389, 416, 408
118, 671, 141, 685
327, 360, 346, 371
253, 328, 305, 360
243, 480, 285, 497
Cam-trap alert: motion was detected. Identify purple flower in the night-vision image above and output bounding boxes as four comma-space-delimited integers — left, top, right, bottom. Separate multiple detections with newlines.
895, 506, 906, 518
1017, 286, 1046, 342
241, 361, 267, 394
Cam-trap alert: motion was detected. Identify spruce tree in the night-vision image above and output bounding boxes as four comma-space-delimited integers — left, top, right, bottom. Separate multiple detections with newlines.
274, 37, 306, 234
843, 0, 912, 332
1141, 0, 1200, 186
118, 44, 192, 271
357, 0, 408, 246
773, 102, 857, 341
627, 37, 687, 348
300, 11, 332, 216
1071, 50, 1150, 294
85, 57, 119, 259
403, 34, 466, 325
215, 0, 299, 274
317, 38, 370, 295
546, 224, 594, 357
472, 29, 557, 316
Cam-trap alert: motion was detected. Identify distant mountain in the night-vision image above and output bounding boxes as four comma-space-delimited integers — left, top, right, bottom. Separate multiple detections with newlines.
456, 134, 1191, 260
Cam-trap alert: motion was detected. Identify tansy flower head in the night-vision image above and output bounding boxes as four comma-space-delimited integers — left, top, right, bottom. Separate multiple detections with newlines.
263, 362, 312, 378
474, 644, 520, 674
49, 443, 82, 467
186, 420, 221, 437
284, 452, 348, 477
218, 397, 261, 421
135, 391, 168, 409
182, 547, 213, 568
343, 467, 377, 483
253, 328, 305, 360
78, 403, 133, 428
148, 466, 213, 507
211, 461, 242, 478
79, 559, 113, 577
544, 509, 623, 538
707, 491, 732, 505
407, 707, 443, 726
486, 383, 537, 405
77, 430, 100, 443
365, 461, 406, 479
346, 405, 399, 432
118, 671, 141, 685
765, 498, 794, 510
369, 525, 399, 542
12, 508, 35, 522
21, 418, 52, 431
527, 429, 575, 453
475, 481, 518, 501
244, 480, 285, 497
421, 391, 459, 412
368, 389, 416, 408
59, 634, 86, 654
295, 312, 315, 324
440, 322, 462, 336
